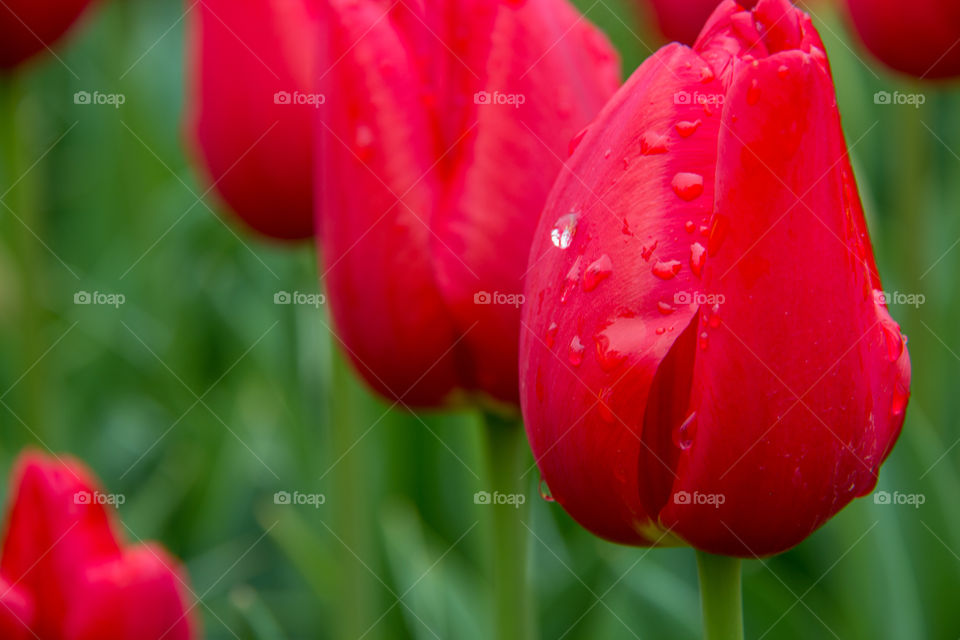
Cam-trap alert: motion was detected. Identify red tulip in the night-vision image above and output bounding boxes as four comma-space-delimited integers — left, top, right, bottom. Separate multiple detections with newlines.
0, 0, 96, 69
186, 0, 322, 239
643, 0, 724, 45
317, 0, 620, 406
0, 451, 197, 639
844, 0, 960, 79
520, 0, 911, 557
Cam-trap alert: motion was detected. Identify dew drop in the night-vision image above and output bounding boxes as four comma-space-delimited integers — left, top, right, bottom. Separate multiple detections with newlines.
684, 220, 695, 234
560, 256, 582, 304
699, 66, 715, 83
777, 64, 790, 79
655, 327, 666, 335
672, 412, 697, 450
539, 477, 555, 502
568, 336, 585, 366
690, 242, 706, 277
672, 172, 704, 201
545, 322, 559, 348
881, 322, 904, 362
657, 301, 675, 315
583, 254, 613, 291
604, 148, 612, 159
550, 212, 580, 249
707, 214, 730, 256
641, 240, 658, 262
652, 259, 682, 280
746, 79, 761, 105
640, 130, 668, 155
698, 331, 709, 350
568, 126, 588, 156
676, 119, 701, 138
891, 382, 909, 416
594, 333, 626, 372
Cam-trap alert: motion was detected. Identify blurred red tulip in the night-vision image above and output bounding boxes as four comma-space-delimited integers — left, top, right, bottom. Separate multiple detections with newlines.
0, 0, 96, 69
0, 452, 197, 639
186, 0, 322, 240
520, 0, 911, 557
844, 0, 960, 78
643, 0, 724, 44
317, 0, 620, 406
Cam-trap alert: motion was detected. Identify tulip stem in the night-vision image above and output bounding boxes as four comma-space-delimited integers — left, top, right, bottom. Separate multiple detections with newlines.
481, 411, 534, 640
696, 550, 743, 640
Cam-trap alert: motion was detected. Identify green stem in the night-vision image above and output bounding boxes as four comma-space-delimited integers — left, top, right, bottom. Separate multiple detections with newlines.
330, 350, 377, 640
481, 411, 534, 640
696, 550, 743, 640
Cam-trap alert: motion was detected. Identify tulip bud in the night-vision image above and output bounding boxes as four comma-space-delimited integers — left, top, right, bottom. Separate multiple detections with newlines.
0, 0, 97, 69
185, 0, 322, 239
520, 0, 910, 557
317, 0, 620, 406
0, 452, 197, 638
843, 0, 960, 78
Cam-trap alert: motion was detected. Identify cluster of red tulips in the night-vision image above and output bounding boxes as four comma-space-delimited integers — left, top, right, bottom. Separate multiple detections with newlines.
3, 0, 957, 637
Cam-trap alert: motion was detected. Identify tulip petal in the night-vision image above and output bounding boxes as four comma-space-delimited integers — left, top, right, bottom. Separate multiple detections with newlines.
655, 48, 910, 556
65, 545, 197, 640
0, 579, 33, 640
0, 0, 95, 69
0, 452, 121, 638
186, 0, 321, 239
520, 43, 727, 544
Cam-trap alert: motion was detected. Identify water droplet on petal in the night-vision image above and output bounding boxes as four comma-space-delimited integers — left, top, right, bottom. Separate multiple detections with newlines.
672, 412, 697, 450
707, 214, 730, 256
594, 333, 626, 371
880, 322, 904, 362
568, 127, 588, 156
698, 331, 709, 350
657, 301, 675, 315
603, 148, 612, 159
891, 382, 909, 416
652, 259, 682, 280
655, 327, 666, 335
551, 212, 580, 249
569, 335, 585, 366
777, 64, 790, 79
746, 78, 761, 105
684, 220, 695, 234
583, 254, 613, 291
560, 256, 582, 304
545, 322, 559, 348
640, 130, 668, 155
690, 242, 706, 277
641, 240, 658, 262
676, 119, 701, 138
672, 172, 704, 201
699, 66, 715, 83
539, 477, 555, 502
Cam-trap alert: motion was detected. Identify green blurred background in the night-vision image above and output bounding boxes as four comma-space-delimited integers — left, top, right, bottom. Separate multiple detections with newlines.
0, 0, 958, 638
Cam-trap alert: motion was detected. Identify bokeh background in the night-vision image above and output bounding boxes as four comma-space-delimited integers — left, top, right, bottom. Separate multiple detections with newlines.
0, 0, 958, 638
